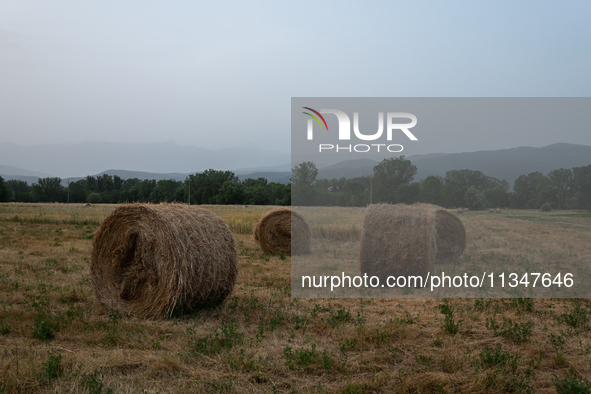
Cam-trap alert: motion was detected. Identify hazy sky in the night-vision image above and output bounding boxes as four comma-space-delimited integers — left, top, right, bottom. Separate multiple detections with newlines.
1, 0, 590, 155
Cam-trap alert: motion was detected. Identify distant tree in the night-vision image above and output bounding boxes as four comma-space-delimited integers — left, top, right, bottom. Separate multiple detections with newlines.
87, 193, 102, 204
292, 161, 318, 186
483, 188, 510, 208
97, 174, 114, 192
69, 181, 87, 203
464, 186, 488, 210
6, 179, 30, 193
445, 169, 489, 190
372, 156, 417, 203
0, 176, 10, 202
314, 178, 330, 190
113, 175, 124, 191
243, 178, 269, 205
513, 172, 550, 209
85, 176, 98, 192
149, 180, 183, 203
419, 176, 444, 206
342, 179, 367, 206
292, 161, 318, 205
135, 179, 157, 202
572, 165, 591, 210
31, 177, 65, 202
270, 182, 290, 205
189, 169, 240, 205
216, 181, 245, 204
548, 168, 573, 210
5, 179, 30, 202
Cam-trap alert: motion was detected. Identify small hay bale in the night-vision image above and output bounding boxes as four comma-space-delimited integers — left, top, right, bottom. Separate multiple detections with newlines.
360, 204, 437, 283
457, 208, 463, 213
495, 208, 501, 213
434, 208, 466, 265
489, 208, 494, 213
90, 203, 238, 318
253, 208, 311, 255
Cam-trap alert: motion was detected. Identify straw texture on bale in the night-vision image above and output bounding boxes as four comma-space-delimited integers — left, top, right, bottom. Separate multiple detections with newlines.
359, 204, 467, 282
91, 204, 238, 318
360, 204, 437, 283
434, 208, 467, 265
253, 208, 311, 255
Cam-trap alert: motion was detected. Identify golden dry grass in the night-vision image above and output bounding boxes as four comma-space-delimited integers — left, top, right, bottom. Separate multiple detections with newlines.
1, 203, 591, 393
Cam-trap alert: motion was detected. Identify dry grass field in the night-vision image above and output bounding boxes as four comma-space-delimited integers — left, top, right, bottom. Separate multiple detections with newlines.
1, 203, 591, 393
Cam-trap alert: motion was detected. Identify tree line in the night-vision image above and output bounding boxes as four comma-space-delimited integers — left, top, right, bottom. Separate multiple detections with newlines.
292, 157, 591, 210
0, 170, 290, 206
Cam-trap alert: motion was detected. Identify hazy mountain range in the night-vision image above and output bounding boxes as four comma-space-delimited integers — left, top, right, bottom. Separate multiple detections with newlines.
1, 142, 590, 188
317, 143, 591, 186
0, 141, 290, 179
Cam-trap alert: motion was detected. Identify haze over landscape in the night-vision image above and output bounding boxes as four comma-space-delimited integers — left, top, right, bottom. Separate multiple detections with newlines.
1, 142, 590, 190
1, 1, 590, 159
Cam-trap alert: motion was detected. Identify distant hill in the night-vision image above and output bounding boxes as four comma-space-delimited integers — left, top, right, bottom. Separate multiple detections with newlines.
316, 143, 591, 186
0, 141, 290, 178
3, 143, 591, 188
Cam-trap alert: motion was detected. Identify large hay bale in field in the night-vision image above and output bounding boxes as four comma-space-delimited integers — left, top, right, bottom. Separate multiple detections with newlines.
489, 208, 494, 213
495, 208, 501, 213
360, 204, 437, 283
253, 208, 311, 255
434, 208, 466, 265
90, 204, 239, 318
360, 204, 466, 281
457, 208, 463, 213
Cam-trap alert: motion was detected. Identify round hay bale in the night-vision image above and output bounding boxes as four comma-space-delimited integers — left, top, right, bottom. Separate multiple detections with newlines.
253, 208, 311, 255
359, 204, 466, 281
457, 208, 463, 213
90, 203, 238, 318
495, 208, 501, 213
488, 208, 494, 213
434, 208, 466, 265
360, 204, 437, 283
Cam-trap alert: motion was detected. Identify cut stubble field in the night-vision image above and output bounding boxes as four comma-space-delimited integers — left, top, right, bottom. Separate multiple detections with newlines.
1, 203, 591, 393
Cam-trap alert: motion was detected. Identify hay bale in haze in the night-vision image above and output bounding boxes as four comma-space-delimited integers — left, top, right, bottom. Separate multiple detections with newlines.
91, 203, 238, 318
360, 204, 467, 281
489, 208, 494, 213
495, 208, 501, 213
253, 208, 311, 255
457, 208, 463, 213
434, 208, 466, 265
360, 204, 437, 283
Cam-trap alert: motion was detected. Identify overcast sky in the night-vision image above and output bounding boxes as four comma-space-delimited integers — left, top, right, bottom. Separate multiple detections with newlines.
1, 0, 590, 155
